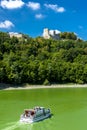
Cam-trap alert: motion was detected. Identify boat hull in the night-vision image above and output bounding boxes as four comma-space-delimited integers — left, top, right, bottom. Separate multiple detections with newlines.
20, 113, 51, 123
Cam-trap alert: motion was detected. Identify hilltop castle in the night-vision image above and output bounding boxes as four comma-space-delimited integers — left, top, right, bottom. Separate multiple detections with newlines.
43, 28, 60, 40
9, 28, 61, 40
9, 32, 22, 38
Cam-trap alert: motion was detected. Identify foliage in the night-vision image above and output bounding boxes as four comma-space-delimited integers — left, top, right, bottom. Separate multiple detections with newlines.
60, 32, 77, 40
0, 31, 87, 86
43, 79, 50, 85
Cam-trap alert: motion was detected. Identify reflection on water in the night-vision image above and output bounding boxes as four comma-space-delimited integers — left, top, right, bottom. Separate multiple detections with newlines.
1, 121, 33, 130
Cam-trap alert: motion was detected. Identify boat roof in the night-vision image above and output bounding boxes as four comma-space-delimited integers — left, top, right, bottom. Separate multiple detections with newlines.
24, 109, 34, 112
24, 106, 45, 112
34, 106, 44, 109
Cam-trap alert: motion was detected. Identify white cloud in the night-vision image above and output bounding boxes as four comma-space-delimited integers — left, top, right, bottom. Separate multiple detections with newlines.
0, 20, 14, 29
44, 4, 65, 13
57, 7, 65, 13
35, 14, 44, 19
27, 2, 40, 10
0, 0, 24, 9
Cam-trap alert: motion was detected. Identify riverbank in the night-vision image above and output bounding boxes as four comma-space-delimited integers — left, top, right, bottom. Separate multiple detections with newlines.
1, 83, 87, 90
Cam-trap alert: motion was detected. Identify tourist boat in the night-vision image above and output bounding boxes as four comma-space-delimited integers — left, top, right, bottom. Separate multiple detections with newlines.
20, 106, 51, 123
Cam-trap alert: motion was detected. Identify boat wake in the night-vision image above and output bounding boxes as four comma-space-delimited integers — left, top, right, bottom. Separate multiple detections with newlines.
1, 121, 33, 130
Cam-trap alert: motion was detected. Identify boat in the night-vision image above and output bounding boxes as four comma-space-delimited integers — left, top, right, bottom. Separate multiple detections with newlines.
20, 106, 51, 123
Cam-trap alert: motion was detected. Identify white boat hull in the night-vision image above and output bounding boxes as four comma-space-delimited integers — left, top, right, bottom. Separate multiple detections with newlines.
20, 113, 51, 123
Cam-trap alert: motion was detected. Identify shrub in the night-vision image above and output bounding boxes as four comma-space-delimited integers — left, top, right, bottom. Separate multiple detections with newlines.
43, 79, 50, 85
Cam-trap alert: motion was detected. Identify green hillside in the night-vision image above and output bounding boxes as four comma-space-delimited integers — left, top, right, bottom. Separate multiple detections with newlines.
0, 31, 87, 86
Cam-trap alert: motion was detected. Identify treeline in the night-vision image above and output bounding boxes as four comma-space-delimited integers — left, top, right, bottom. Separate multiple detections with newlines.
0, 31, 87, 86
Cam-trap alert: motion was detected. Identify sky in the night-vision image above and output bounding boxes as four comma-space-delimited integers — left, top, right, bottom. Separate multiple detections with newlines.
0, 0, 87, 40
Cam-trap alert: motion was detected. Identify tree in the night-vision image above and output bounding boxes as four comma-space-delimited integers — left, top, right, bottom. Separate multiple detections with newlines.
60, 32, 77, 40
0, 31, 87, 86
0, 32, 10, 44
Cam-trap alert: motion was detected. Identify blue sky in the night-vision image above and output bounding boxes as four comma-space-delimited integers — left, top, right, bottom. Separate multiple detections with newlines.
0, 0, 87, 40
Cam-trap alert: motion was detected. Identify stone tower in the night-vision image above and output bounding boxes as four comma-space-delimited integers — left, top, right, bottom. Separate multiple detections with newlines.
43, 28, 50, 39
43, 28, 60, 40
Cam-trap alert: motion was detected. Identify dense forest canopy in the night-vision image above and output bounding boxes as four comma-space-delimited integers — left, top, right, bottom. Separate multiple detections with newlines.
0, 31, 87, 86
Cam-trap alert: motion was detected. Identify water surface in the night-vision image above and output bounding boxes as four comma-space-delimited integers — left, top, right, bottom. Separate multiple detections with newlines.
0, 88, 87, 130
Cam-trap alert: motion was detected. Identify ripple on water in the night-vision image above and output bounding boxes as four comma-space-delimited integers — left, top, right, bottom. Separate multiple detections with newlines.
1, 121, 33, 130
1, 115, 54, 130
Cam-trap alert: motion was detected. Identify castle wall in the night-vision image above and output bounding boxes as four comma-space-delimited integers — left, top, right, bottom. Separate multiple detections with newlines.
43, 28, 60, 40
43, 28, 51, 39
9, 32, 22, 38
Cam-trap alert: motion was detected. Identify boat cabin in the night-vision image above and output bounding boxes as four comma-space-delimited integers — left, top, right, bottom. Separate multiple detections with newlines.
24, 109, 35, 117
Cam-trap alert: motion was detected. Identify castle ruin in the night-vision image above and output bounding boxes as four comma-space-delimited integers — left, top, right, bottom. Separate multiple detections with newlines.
43, 28, 60, 40
9, 32, 22, 38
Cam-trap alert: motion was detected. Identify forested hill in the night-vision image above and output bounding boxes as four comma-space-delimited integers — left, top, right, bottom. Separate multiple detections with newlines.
0, 31, 87, 86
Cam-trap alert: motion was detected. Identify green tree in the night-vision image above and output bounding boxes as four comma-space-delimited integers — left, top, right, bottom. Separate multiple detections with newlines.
60, 32, 77, 40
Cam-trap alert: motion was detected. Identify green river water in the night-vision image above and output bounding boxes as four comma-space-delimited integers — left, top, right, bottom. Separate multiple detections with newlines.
0, 87, 87, 130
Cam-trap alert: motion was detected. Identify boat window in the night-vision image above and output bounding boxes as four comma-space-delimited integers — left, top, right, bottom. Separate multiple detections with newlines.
31, 111, 35, 115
